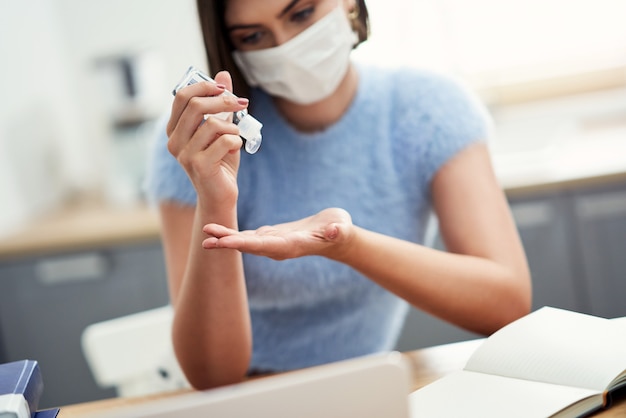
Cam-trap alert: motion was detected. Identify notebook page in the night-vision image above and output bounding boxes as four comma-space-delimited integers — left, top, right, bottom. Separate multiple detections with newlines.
613, 316, 626, 325
465, 307, 626, 391
409, 370, 599, 418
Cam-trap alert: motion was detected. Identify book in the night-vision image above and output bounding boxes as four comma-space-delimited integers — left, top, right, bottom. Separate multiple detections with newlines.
409, 307, 626, 418
0, 359, 44, 418
34, 409, 60, 418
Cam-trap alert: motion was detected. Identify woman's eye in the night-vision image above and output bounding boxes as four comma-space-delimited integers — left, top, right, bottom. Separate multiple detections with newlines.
290, 6, 314, 23
240, 30, 265, 45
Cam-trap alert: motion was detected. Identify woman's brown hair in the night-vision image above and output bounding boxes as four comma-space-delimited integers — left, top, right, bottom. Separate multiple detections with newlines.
196, 0, 370, 98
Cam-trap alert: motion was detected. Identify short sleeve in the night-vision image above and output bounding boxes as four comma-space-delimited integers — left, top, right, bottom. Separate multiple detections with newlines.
143, 117, 197, 206
392, 69, 493, 193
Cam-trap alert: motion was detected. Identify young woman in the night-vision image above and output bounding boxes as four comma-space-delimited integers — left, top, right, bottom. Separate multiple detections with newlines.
146, 0, 532, 390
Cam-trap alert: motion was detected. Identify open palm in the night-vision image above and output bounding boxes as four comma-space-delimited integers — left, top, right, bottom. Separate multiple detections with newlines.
202, 208, 354, 260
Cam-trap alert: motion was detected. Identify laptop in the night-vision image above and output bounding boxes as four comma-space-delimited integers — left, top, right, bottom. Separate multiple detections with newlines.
83, 351, 413, 418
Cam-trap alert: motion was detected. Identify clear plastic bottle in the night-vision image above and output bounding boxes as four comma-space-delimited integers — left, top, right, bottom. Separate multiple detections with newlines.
172, 66, 263, 154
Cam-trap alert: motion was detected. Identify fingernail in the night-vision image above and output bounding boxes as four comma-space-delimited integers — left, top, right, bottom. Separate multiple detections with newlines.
237, 98, 249, 105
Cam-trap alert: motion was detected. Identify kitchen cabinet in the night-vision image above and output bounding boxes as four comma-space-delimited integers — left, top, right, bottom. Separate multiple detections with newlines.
572, 184, 626, 318
0, 241, 169, 409
511, 180, 626, 319
508, 192, 588, 312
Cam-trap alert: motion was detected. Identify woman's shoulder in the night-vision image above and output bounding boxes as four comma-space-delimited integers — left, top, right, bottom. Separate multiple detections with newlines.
357, 64, 491, 175
361, 64, 489, 127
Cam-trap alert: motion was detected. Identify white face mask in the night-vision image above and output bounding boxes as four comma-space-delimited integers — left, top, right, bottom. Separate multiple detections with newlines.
232, 4, 358, 105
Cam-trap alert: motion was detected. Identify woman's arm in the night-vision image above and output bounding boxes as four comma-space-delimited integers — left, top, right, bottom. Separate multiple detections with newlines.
160, 71, 252, 389
203, 142, 531, 334
160, 202, 251, 390
338, 142, 531, 334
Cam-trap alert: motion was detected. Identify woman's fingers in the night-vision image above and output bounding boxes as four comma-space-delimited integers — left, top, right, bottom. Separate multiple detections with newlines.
174, 118, 242, 176
167, 81, 225, 136
168, 97, 248, 155
186, 116, 239, 154
167, 70, 238, 137
203, 223, 239, 237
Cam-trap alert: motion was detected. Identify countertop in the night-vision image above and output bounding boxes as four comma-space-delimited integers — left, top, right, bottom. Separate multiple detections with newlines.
490, 84, 626, 196
492, 118, 626, 197
0, 202, 161, 260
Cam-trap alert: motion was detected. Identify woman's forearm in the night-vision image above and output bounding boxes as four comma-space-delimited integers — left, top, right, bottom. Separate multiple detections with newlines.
335, 226, 531, 335
171, 204, 252, 389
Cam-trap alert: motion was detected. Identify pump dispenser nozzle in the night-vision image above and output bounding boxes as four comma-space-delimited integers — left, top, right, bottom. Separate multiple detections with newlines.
172, 66, 263, 154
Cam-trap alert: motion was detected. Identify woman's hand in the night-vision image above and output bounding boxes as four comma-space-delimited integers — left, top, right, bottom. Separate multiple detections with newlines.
166, 71, 249, 209
202, 208, 355, 260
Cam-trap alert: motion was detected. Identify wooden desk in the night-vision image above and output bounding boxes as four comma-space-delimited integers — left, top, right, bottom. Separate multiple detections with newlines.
57, 339, 625, 417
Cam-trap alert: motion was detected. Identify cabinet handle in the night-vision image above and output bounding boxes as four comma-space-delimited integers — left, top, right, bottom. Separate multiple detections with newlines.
35, 253, 109, 285
575, 191, 626, 220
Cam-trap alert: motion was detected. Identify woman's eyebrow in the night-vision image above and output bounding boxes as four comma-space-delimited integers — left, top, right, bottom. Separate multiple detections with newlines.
227, 23, 262, 32
277, 0, 301, 18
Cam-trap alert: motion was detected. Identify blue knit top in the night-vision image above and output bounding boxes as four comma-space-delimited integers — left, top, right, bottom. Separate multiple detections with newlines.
145, 63, 490, 372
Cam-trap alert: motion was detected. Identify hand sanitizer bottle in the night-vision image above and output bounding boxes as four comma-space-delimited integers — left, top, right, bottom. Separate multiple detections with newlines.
172, 66, 263, 154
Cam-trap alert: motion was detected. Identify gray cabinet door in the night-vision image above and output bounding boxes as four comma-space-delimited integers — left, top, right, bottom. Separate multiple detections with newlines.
509, 194, 588, 313
573, 186, 626, 318
0, 242, 169, 408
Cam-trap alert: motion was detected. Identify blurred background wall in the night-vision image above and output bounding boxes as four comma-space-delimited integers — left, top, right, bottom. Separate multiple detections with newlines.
0, 0, 205, 236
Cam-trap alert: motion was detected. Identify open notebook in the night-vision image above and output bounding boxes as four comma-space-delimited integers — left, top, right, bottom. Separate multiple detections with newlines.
410, 307, 626, 418
82, 351, 413, 418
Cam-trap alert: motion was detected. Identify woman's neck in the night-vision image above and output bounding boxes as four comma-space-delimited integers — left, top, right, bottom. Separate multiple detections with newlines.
273, 64, 359, 133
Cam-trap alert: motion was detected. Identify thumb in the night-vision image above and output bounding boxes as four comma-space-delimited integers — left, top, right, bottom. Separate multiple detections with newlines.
214, 71, 234, 94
